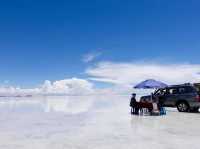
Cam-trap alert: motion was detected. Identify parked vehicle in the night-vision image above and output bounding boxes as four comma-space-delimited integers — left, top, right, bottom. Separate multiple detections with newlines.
140, 83, 200, 112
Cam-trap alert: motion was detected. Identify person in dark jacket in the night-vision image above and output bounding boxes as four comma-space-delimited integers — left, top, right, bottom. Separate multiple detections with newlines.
130, 93, 139, 115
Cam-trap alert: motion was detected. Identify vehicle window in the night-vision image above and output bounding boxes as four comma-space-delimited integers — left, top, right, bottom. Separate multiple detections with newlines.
154, 89, 161, 95
179, 88, 186, 94
161, 89, 167, 95
194, 83, 200, 93
168, 88, 178, 95
195, 87, 200, 93
184, 86, 194, 93
154, 89, 166, 96
178, 86, 194, 94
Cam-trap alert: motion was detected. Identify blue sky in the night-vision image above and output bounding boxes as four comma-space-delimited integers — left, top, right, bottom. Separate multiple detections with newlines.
1, 0, 200, 87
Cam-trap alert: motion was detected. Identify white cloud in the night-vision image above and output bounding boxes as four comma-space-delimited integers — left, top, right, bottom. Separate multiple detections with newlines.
82, 52, 101, 63
41, 78, 94, 95
1, 61, 200, 97
0, 78, 94, 97
86, 61, 200, 85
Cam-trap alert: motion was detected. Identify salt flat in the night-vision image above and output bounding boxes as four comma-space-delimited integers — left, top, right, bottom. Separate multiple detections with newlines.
0, 95, 199, 149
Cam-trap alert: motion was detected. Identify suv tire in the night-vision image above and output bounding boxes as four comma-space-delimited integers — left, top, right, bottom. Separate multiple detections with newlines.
177, 101, 189, 112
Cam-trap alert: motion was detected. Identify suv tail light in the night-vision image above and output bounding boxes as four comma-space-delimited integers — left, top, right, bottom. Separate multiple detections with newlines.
195, 95, 200, 102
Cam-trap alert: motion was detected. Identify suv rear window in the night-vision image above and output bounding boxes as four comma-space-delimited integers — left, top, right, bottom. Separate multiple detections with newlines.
194, 83, 200, 94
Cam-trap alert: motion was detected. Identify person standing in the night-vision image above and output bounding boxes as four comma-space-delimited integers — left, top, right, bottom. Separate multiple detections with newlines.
158, 96, 166, 115
130, 93, 138, 115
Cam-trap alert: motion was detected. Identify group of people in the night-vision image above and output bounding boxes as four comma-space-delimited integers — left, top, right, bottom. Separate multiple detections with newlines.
129, 93, 166, 116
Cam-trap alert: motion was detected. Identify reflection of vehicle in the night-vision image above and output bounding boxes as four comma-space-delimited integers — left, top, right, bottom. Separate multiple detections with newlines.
140, 83, 200, 112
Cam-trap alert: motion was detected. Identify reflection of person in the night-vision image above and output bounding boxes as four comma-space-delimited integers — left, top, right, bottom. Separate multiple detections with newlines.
130, 94, 139, 115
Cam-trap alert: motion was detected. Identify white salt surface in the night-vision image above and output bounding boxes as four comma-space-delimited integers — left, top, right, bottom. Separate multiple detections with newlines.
0, 95, 199, 149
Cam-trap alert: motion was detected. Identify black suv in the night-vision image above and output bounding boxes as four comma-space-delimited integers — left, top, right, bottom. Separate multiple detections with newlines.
140, 84, 200, 112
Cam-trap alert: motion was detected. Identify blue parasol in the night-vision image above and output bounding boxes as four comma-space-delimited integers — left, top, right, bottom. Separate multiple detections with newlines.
134, 79, 168, 89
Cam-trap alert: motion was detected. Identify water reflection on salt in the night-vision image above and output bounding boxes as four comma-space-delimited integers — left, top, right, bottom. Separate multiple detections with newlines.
0, 95, 199, 149
0, 96, 94, 114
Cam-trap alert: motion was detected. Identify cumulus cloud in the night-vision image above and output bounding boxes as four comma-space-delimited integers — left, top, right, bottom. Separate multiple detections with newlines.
41, 78, 94, 95
0, 78, 94, 97
86, 61, 200, 85
82, 51, 102, 63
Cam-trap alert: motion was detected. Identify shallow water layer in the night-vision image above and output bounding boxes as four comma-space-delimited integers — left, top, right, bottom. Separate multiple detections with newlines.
0, 95, 199, 149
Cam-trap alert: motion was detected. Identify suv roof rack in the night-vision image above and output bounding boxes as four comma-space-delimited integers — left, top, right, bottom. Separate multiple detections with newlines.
169, 83, 192, 88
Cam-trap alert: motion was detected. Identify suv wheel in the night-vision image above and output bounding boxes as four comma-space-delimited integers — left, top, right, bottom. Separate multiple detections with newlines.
177, 102, 189, 112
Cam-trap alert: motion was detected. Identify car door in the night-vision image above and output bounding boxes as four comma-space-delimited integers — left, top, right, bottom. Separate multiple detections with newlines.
153, 88, 167, 105
163, 87, 178, 107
